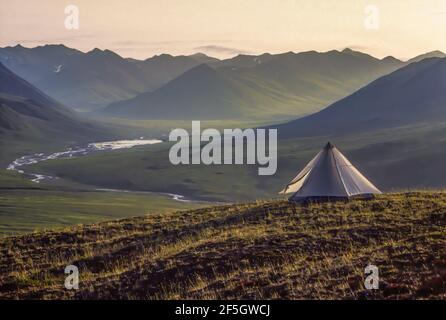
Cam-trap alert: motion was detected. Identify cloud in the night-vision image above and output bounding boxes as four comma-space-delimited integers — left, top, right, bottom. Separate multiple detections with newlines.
194, 45, 252, 56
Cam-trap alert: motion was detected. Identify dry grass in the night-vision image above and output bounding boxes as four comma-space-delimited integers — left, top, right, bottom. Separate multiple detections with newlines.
0, 192, 445, 300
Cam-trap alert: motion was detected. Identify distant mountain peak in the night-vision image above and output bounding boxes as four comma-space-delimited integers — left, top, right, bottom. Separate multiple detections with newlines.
144, 53, 178, 62
42, 44, 67, 48
408, 50, 446, 63
340, 48, 378, 60
36, 44, 80, 54
88, 47, 115, 54
341, 48, 355, 53
86, 48, 122, 59
87, 47, 103, 54
427, 50, 445, 55
153, 53, 174, 59
188, 53, 220, 64
189, 52, 210, 58
382, 55, 401, 63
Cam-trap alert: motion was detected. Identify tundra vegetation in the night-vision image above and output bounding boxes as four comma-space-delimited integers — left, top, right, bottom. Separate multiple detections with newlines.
0, 192, 445, 299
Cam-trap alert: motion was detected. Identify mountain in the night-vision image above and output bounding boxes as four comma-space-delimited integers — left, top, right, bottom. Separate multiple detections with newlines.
217, 53, 275, 68
0, 61, 65, 109
407, 50, 445, 64
129, 54, 204, 92
3, 45, 442, 118
0, 44, 82, 85
274, 57, 446, 138
188, 53, 220, 65
0, 45, 141, 111
0, 45, 205, 111
234, 49, 403, 103
101, 48, 405, 120
103, 64, 256, 119
0, 63, 112, 163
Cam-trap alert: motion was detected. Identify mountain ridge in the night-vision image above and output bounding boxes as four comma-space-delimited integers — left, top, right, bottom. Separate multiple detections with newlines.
273, 57, 446, 138
0, 63, 114, 163
100, 48, 407, 120
1, 44, 444, 114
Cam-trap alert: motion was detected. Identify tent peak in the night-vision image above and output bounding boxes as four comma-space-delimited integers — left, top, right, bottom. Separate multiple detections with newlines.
324, 142, 334, 150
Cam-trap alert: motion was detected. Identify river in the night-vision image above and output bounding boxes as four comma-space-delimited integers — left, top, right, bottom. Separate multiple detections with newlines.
6, 139, 197, 203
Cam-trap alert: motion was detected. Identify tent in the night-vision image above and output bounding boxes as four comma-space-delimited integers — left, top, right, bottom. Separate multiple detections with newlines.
280, 142, 381, 201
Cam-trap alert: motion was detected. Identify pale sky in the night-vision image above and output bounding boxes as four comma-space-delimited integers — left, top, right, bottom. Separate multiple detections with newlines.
0, 0, 445, 60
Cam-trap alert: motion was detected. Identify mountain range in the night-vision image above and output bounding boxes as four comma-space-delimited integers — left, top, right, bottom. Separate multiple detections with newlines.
0, 45, 207, 111
2, 45, 443, 119
102, 48, 408, 120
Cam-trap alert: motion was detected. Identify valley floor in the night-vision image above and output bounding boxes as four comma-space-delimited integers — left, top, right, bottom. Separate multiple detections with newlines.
0, 170, 205, 237
0, 192, 445, 299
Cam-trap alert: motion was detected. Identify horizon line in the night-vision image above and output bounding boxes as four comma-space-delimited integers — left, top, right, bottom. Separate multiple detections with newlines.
1, 42, 444, 63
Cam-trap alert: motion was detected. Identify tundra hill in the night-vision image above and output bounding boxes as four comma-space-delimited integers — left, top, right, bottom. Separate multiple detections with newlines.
100, 49, 404, 120
0, 192, 445, 299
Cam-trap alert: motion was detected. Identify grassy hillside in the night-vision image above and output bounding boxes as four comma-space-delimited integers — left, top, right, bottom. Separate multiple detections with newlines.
0, 192, 445, 299
0, 188, 205, 237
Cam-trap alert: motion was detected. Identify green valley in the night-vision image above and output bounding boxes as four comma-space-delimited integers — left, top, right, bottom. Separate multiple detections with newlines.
0, 170, 205, 237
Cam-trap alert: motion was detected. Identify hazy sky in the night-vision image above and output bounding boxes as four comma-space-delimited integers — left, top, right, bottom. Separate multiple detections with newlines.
0, 0, 445, 60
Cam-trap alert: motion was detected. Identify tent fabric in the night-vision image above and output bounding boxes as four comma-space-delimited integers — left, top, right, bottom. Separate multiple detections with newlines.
281, 142, 381, 201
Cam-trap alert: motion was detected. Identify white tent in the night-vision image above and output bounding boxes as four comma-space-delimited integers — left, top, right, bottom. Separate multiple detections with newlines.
280, 142, 381, 201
